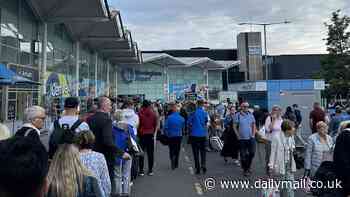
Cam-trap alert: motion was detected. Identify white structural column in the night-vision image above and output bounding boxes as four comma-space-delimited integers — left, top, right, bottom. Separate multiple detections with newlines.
206, 68, 209, 100
163, 65, 169, 101
115, 65, 118, 97
75, 41, 80, 97
41, 23, 48, 98
167, 66, 170, 101
106, 61, 110, 96
94, 53, 98, 97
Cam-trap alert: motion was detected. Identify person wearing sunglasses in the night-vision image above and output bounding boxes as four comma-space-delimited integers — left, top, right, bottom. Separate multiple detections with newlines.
15, 106, 46, 143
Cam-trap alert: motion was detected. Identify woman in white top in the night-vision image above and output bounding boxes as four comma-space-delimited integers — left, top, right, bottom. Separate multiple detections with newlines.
264, 105, 283, 174
269, 120, 296, 197
304, 121, 333, 177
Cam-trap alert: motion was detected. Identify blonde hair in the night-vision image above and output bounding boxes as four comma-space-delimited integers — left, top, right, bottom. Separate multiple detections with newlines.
76, 130, 95, 149
0, 123, 10, 140
47, 144, 93, 197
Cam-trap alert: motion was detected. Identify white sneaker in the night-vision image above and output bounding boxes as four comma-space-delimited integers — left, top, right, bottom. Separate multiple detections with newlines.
130, 182, 134, 187
233, 159, 241, 167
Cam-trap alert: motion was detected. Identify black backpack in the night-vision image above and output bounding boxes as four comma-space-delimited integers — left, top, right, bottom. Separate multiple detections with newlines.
48, 119, 82, 159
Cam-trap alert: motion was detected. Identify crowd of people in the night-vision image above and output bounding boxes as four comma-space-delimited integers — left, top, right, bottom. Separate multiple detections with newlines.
0, 96, 349, 197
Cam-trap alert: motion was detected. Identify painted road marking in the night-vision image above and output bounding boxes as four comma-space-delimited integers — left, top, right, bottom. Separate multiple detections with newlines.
195, 183, 203, 195
184, 155, 190, 163
189, 166, 194, 175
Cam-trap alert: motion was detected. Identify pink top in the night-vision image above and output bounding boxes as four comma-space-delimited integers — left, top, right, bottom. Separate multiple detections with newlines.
264, 116, 283, 140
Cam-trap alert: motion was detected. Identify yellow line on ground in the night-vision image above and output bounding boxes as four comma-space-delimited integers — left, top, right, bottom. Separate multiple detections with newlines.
194, 183, 203, 195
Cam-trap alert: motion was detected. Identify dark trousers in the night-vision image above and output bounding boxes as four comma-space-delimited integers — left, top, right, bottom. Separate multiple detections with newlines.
139, 134, 155, 173
239, 138, 256, 172
131, 155, 139, 180
105, 156, 115, 185
168, 137, 182, 169
190, 136, 207, 172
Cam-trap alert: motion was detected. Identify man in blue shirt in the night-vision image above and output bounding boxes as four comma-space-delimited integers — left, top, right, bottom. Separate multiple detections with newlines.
164, 103, 185, 170
188, 100, 209, 174
234, 102, 256, 177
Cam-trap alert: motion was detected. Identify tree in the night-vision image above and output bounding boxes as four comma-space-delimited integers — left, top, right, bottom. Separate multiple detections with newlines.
320, 10, 350, 100
324, 10, 350, 55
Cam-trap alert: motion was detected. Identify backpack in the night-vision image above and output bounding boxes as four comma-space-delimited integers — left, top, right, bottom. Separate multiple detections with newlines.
48, 119, 82, 159
15, 127, 36, 137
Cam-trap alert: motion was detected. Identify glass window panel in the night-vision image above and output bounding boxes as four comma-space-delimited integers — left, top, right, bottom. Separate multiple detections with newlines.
1, 45, 18, 64
8, 92, 16, 100
1, 0, 19, 48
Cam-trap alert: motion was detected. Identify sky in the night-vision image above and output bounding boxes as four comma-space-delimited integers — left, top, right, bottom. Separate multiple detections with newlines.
109, 0, 350, 55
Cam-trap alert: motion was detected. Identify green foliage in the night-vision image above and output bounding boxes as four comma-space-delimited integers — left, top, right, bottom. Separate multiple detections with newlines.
320, 10, 350, 99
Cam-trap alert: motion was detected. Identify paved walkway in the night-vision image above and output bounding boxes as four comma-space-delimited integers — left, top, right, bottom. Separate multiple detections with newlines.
131, 141, 309, 197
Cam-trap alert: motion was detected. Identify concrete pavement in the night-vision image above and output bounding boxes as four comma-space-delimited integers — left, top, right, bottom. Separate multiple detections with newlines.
131, 140, 309, 197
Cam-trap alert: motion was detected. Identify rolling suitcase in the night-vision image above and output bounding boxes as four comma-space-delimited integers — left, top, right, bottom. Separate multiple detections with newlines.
210, 136, 223, 151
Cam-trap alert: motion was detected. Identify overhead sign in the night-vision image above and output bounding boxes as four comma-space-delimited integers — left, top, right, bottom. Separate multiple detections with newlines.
7, 63, 39, 88
248, 46, 262, 56
121, 68, 162, 84
228, 81, 267, 92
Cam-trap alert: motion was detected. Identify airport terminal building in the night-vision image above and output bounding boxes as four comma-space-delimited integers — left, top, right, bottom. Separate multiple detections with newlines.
0, 0, 141, 121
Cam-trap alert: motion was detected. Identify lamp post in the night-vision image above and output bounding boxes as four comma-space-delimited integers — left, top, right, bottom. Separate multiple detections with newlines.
238, 20, 291, 80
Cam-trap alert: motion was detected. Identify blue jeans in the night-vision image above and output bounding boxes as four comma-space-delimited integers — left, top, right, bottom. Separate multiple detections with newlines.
239, 138, 256, 171
112, 159, 132, 195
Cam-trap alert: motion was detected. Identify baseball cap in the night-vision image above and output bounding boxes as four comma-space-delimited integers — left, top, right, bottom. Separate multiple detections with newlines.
64, 97, 79, 108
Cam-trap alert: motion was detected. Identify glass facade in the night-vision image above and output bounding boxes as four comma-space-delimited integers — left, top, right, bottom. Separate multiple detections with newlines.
117, 63, 164, 101
116, 63, 223, 101
109, 65, 117, 97
0, 0, 40, 121
45, 23, 75, 117
97, 57, 108, 96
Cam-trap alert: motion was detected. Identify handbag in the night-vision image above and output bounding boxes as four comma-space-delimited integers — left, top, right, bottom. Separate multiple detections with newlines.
256, 127, 269, 144
159, 134, 169, 146
127, 131, 144, 157
293, 149, 304, 169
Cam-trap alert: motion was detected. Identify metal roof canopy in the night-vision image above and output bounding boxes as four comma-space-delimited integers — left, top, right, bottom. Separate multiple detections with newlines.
110, 43, 142, 64
87, 30, 133, 50
102, 42, 139, 58
215, 60, 241, 69
64, 11, 124, 41
26, 0, 141, 64
110, 57, 140, 65
26, 0, 109, 22
142, 53, 186, 67
62, 10, 139, 63
188, 57, 226, 70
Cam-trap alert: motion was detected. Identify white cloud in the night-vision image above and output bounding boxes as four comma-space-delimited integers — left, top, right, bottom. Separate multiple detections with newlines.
110, 0, 350, 55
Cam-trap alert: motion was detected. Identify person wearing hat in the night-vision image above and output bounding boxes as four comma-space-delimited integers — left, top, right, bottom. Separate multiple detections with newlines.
49, 97, 90, 135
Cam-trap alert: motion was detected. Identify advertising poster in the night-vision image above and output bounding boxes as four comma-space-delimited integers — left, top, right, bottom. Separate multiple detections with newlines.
45, 72, 74, 98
